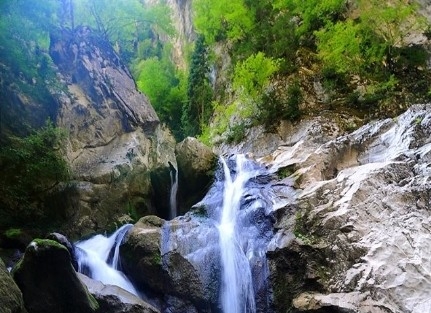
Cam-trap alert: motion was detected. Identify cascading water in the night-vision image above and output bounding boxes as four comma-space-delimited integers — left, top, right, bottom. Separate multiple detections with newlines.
73, 154, 276, 313
216, 154, 275, 313
75, 224, 138, 296
219, 155, 257, 313
160, 154, 276, 313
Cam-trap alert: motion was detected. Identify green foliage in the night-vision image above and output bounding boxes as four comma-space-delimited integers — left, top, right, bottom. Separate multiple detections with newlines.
193, 0, 253, 44
133, 45, 187, 141
0, 120, 70, 225
237, 1, 298, 72
233, 52, 280, 101
226, 123, 247, 144
257, 80, 302, 131
182, 36, 213, 138
315, 20, 364, 75
274, 0, 347, 45
74, 0, 174, 62
314, 0, 430, 111
0, 0, 59, 82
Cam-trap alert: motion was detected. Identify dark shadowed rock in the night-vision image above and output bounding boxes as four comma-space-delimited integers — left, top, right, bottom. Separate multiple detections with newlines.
0, 259, 27, 313
175, 137, 218, 214
12, 239, 98, 313
46, 232, 78, 270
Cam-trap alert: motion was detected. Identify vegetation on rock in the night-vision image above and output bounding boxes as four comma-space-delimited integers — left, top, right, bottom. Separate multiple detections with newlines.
0, 121, 69, 229
192, 0, 431, 144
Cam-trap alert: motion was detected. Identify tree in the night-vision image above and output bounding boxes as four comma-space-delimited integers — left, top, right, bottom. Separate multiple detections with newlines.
358, 0, 428, 69
315, 20, 364, 75
73, 0, 174, 62
193, 0, 253, 44
274, 0, 347, 46
182, 36, 213, 137
134, 52, 187, 140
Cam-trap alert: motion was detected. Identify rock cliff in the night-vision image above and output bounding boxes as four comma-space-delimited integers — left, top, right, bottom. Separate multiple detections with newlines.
48, 27, 177, 237
257, 104, 431, 312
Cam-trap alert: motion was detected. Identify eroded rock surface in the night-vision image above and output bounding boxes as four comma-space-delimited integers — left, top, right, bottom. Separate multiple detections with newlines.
262, 104, 431, 312
120, 215, 218, 313
48, 27, 176, 236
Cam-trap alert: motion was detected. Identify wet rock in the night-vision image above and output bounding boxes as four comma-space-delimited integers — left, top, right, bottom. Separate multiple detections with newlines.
0, 258, 27, 313
120, 215, 219, 312
78, 273, 159, 313
12, 239, 98, 313
265, 104, 431, 312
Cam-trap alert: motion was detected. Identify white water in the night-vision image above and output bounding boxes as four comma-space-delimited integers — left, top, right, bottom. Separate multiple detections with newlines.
218, 155, 257, 313
170, 166, 178, 219
75, 224, 138, 295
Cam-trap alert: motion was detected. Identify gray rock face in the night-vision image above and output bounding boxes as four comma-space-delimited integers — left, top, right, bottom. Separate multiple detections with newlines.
50, 27, 159, 135
48, 27, 177, 237
176, 137, 218, 214
262, 104, 431, 312
12, 239, 98, 313
0, 259, 27, 313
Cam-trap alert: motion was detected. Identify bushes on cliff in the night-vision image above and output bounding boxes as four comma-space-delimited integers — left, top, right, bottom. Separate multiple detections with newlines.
0, 120, 69, 227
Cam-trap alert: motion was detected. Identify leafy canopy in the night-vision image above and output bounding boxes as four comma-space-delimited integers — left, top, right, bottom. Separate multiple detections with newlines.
193, 0, 253, 44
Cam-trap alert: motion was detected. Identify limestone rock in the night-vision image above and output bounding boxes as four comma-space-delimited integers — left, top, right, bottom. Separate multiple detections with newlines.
47, 27, 177, 236
175, 137, 218, 213
12, 239, 98, 313
265, 104, 431, 313
0, 259, 27, 313
78, 273, 159, 313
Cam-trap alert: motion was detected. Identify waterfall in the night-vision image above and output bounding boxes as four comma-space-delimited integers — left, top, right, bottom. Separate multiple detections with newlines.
169, 165, 178, 219
75, 224, 138, 296
218, 154, 262, 313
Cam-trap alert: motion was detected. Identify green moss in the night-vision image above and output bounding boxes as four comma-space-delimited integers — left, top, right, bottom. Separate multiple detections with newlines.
152, 252, 162, 266
293, 210, 319, 245
277, 165, 295, 179
4, 228, 22, 239
32, 238, 67, 250
86, 290, 99, 311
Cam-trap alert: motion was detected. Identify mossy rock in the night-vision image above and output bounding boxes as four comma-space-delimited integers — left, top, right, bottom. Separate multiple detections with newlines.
0, 258, 27, 313
12, 239, 98, 313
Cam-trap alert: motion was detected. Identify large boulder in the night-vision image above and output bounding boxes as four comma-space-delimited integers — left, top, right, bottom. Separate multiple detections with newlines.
78, 273, 159, 313
175, 137, 218, 214
120, 215, 220, 312
12, 239, 98, 313
0, 258, 27, 313
264, 104, 431, 312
